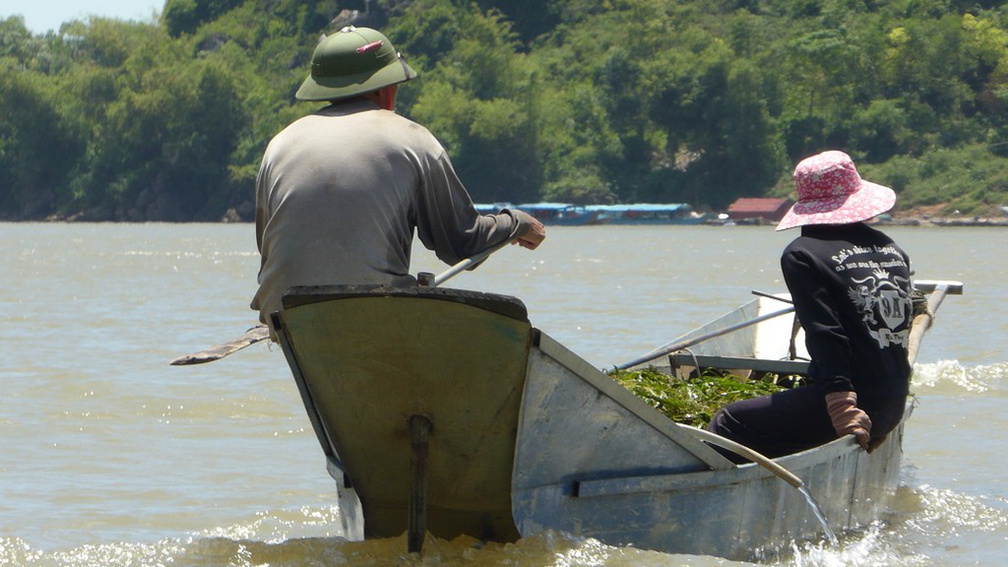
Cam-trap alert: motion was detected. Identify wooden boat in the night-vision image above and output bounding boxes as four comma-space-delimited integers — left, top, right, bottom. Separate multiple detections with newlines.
269, 280, 960, 561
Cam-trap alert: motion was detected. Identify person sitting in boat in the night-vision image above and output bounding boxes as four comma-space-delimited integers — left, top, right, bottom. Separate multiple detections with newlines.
251, 26, 546, 335
708, 150, 913, 461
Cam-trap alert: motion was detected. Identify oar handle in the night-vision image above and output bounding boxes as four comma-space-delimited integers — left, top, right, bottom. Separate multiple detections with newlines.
419, 239, 512, 288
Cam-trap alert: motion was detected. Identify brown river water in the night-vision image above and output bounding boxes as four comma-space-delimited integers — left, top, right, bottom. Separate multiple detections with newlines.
2, 222, 1005, 566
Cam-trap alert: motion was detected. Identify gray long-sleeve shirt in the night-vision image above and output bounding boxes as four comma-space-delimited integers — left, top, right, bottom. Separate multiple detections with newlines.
251, 99, 528, 324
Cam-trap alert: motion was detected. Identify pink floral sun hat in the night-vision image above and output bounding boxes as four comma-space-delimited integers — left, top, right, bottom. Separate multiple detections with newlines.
775, 150, 896, 231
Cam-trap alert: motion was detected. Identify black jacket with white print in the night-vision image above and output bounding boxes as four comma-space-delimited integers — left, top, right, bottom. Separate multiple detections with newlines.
781, 222, 913, 400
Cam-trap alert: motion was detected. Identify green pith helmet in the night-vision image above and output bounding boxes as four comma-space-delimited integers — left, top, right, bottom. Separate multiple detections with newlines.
295, 26, 417, 102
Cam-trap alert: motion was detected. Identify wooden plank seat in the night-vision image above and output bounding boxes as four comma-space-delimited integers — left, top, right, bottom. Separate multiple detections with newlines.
668, 353, 810, 377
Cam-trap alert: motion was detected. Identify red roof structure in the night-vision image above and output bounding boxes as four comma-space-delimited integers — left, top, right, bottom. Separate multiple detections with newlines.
726, 197, 793, 222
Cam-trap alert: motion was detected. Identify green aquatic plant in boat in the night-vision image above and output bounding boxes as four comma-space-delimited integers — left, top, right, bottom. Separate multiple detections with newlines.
610, 367, 802, 428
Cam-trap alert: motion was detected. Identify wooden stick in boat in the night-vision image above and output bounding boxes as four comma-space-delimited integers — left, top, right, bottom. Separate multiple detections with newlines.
682, 425, 803, 488
906, 280, 962, 366
169, 240, 515, 366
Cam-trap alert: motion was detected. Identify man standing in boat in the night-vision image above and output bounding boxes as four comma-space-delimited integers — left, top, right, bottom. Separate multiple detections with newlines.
708, 150, 914, 460
251, 26, 545, 334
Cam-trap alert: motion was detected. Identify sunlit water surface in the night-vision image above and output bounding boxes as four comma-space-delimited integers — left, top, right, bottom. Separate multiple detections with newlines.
2, 223, 1004, 566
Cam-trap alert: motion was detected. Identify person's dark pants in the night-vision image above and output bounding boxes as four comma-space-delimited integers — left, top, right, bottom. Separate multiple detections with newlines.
707, 385, 906, 463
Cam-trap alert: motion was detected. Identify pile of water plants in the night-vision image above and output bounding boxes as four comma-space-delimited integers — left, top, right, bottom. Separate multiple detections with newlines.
610, 367, 804, 428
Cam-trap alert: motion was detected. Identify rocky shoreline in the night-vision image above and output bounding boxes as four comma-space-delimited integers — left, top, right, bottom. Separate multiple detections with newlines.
707, 214, 1008, 227
880, 216, 1008, 227
882, 204, 1008, 227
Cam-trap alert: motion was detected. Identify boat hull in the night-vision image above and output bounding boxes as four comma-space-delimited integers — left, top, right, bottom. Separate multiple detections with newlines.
274, 286, 530, 541
273, 286, 909, 561
511, 328, 906, 560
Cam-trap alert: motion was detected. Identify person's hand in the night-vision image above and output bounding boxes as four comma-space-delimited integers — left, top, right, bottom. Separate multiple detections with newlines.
866, 435, 888, 453
825, 391, 872, 450
514, 217, 546, 250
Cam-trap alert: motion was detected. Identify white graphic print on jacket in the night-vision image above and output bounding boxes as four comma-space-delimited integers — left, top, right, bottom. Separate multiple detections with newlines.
847, 267, 911, 348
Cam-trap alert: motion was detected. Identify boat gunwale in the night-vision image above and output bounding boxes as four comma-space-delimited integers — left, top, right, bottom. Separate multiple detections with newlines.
573, 433, 861, 498
281, 284, 529, 321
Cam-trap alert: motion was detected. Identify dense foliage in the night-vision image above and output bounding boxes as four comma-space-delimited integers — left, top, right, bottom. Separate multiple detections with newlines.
611, 367, 797, 427
1, 0, 1006, 221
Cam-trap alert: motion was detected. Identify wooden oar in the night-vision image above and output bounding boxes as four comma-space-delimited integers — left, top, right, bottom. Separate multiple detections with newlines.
169, 325, 271, 365
169, 240, 514, 366
682, 425, 803, 487
681, 425, 838, 545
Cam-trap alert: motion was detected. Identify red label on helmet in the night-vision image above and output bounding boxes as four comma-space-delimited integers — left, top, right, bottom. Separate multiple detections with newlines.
356, 41, 383, 54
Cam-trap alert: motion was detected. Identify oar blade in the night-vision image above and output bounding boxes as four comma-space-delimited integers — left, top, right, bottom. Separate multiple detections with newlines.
169, 325, 270, 365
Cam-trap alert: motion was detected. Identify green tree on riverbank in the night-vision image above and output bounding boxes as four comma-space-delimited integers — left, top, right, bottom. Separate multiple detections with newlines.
1, 0, 1006, 221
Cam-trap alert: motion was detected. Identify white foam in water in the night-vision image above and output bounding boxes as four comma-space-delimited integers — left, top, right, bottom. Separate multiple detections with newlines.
907, 484, 1008, 533
782, 523, 916, 567
911, 360, 1008, 393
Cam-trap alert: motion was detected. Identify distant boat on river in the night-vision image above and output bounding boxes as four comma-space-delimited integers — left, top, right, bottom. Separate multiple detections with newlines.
587, 203, 706, 225
474, 202, 600, 226
474, 202, 705, 226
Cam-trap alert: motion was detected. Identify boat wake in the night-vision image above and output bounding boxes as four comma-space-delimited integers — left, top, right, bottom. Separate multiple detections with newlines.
6, 487, 1005, 567
760, 523, 917, 567
911, 359, 1008, 393
752, 481, 1008, 566
0, 528, 761, 567
898, 484, 1008, 534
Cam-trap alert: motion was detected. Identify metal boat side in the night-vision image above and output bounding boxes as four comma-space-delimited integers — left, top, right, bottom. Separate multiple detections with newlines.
513, 391, 908, 560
